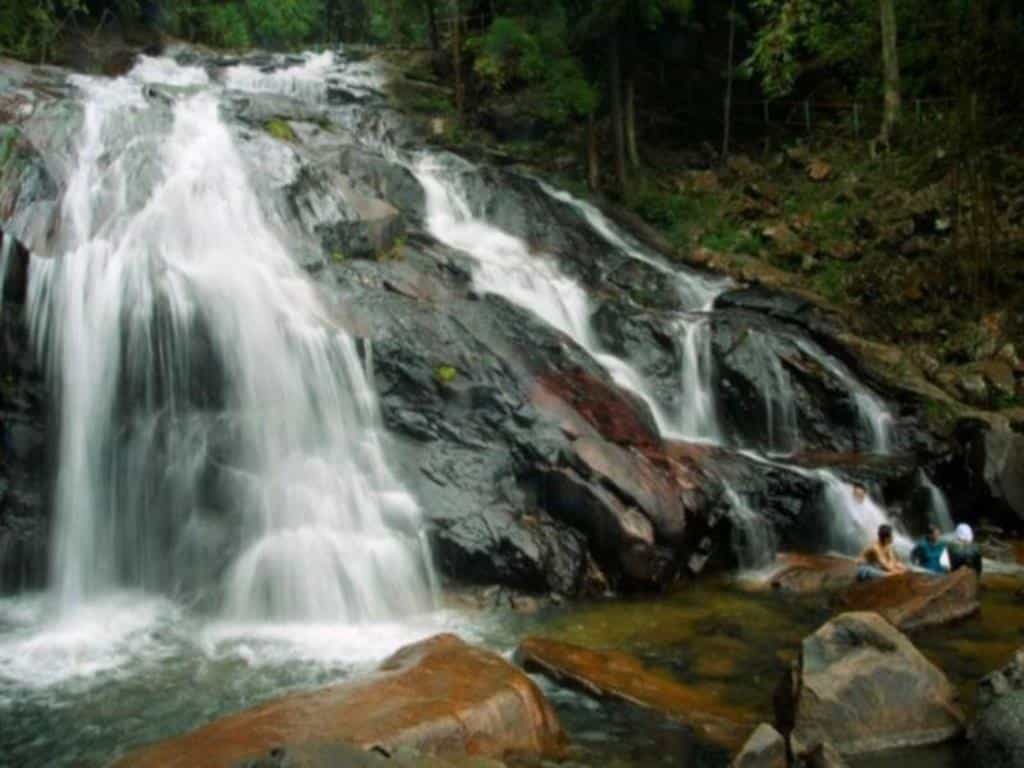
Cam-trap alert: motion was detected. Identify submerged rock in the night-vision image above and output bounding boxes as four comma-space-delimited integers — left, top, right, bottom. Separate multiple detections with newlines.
113, 634, 565, 768
775, 612, 965, 756
515, 636, 754, 751
835, 567, 979, 632
973, 647, 1024, 768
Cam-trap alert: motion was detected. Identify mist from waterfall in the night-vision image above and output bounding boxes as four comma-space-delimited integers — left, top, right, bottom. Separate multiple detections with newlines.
27, 56, 434, 623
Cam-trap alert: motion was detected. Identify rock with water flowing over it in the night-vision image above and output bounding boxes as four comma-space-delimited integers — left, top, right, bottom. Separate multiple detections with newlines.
834, 567, 979, 632
335, 242, 731, 595
730, 723, 786, 768
112, 634, 566, 768
972, 647, 1024, 768
775, 612, 965, 756
515, 636, 755, 751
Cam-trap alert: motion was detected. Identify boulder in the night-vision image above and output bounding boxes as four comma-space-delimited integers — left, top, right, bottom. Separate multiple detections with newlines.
235, 743, 507, 767
775, 612, 965, 756
516, 636, 754, 751
834, 568, 979, 632
769, 554, 859, 595
731, 723, 786, 768
972, 647, 1024, 768
113, 634, 565, 768
942, 419, 1024, 531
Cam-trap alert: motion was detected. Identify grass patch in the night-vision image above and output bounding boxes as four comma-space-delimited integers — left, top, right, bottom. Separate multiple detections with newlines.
811, 260, 853, 304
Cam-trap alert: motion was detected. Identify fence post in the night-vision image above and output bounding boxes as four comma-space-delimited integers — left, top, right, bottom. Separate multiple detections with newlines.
853, 103, 860, 137
804, 100, 812, 134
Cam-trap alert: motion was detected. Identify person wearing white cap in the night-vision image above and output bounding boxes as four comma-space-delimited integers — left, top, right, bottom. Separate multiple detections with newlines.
948, 523, 982, 575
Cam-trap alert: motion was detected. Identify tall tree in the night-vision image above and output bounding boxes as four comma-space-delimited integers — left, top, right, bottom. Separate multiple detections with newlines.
876, 0, 900, 148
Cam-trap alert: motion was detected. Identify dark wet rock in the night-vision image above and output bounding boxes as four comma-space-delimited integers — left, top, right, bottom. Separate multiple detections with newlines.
835, 568, 979, 632
972, 647, 1024, 768
516, 636, 755, 751
327, 238, 737, 594
775, 612, 965, 756
115, 634, 565, 767
730, 723, 786, 768
941, 419, 1024, 532
714, 286, 842, 342
0, 232, 51, 593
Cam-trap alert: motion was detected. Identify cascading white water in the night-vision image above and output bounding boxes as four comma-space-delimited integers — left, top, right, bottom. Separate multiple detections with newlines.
723, 487, 777, 569
675, 316, 720, 443
28, 56, 434, 621
820, 473, 912, 557
920, 471, 954, 532
412, 155, 688, 437
537, 181, 728, 311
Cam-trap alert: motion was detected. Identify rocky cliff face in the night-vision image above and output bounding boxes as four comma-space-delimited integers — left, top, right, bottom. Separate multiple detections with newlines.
1, 47, 1015, 602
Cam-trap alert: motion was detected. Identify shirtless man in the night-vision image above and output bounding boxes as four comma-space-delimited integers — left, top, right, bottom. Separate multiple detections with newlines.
858, 524, 906, 581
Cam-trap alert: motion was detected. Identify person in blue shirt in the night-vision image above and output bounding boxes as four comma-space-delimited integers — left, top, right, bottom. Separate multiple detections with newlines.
911, 525, 949, 574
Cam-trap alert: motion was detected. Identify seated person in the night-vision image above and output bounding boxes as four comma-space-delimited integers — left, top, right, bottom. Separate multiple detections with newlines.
911, 525, 949, 574
858, 524, 907, 581
948, 523, 983, 575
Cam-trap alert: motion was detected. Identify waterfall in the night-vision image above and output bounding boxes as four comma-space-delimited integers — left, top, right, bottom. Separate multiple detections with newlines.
820, 472, 912, 557
674, 316, 720, 443
28, 57, 434, 621
537, 181, 728, 311
920, 470, 954, 532
412, 155, 685, 436
723, 487, 777, 569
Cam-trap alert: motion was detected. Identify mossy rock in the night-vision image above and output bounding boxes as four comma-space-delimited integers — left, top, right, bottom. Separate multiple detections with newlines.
265, 119, 297, 143
435, 365, 458, 385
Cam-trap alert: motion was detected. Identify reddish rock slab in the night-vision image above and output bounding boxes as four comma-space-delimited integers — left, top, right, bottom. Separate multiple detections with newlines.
113, 634, 565, 768
516, 637, 755, 751
769, 554, 860, 595
834, 567, 980, 632
532, 368, 662, 450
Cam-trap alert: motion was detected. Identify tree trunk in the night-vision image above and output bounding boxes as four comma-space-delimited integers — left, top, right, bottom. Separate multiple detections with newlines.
877, 0, 901, 148
426, 0, 440, 53
721, 0, 737, 161
609, 31, 627, 196
625, 77, 639, 168
453, 0, 464, 117
586, 111, 600, 191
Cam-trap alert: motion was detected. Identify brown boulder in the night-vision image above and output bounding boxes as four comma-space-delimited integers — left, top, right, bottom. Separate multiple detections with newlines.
769, 554, 859, 595
113, 634, 565, 768
835, 568, 979, 632
776, 612, 965, 756
516, 636, 755, 751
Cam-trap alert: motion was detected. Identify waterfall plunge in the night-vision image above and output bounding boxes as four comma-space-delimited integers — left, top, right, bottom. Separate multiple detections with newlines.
28, 58, 434, 622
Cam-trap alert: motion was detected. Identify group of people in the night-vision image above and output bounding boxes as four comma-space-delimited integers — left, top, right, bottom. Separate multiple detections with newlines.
858, 521, 983, 582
